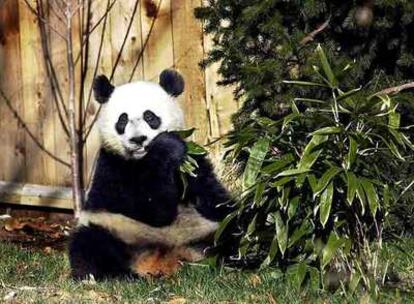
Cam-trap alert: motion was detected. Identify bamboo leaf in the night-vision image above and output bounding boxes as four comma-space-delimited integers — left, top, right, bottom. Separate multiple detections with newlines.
311, 126, 342, 136
272, 176, 293, 188
337, 87, 362, 102
242, 138, 270, 190
246, 214, 258, 237
262, 153, 295, 174
214, 212, 237, 243
276, 168, 311, 178
186, 141, 208, 155
383, 185, 390, 209
361, 178, 379, 217
294, 97, 325, 104
253, 182, 265, 207
322, 232, 345, 269
356, 183, 367, 215
314, 166, 342, 197
283, 80, 328, 88
288, 196, 300, 220
308, 174, 318, 193
287, 262, 308, 289
261, 232, 279, 267
289, 220, 312, 248
274, 212, 288, 256
299, 135, 328, 170
389, 112, 401, 129
316, 44, 337, 87
320, 182, 334, 227
346, 136, 357, 170
174, 128, 196, 139
346, 172, 358, 205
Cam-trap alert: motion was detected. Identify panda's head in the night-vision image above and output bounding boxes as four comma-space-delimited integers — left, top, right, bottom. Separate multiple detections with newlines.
93, 69, 185, 160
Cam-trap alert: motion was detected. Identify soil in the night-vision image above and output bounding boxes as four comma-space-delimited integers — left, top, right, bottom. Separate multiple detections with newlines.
0, 205, 74, 251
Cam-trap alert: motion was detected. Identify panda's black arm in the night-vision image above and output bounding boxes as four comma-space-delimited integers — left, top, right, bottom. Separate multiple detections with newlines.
186, 156, 234, 221
144, 132, 187, 174
85, 146, 181, 227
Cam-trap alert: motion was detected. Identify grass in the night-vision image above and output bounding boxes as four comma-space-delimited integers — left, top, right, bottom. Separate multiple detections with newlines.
0, 241, 413, 303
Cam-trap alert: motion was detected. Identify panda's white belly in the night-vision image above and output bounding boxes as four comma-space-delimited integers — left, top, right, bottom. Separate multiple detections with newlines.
77, 206, 219, 247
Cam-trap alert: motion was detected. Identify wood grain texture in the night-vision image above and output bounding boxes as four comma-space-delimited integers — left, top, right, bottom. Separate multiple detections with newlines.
141, 0, 174, 81
48, 2, 71, 186
0, 0, 26, 182
83, 0, 114, 187
171, 0, 209, 144
19, 0, 56, 185
0, 181, 72, 209
110, 0, 144, 84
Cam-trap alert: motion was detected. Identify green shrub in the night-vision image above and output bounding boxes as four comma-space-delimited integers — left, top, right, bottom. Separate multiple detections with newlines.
216, 46, 413, 289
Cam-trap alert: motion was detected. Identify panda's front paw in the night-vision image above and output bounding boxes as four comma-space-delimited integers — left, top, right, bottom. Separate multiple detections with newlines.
147, 132, 187, 167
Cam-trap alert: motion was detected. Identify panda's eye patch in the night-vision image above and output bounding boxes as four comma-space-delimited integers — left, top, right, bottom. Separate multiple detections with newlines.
115, 113, 129, 134
143, 110, 161, 129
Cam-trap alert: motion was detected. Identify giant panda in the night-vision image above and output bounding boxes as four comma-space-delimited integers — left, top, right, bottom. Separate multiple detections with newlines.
69, 69, 233, 280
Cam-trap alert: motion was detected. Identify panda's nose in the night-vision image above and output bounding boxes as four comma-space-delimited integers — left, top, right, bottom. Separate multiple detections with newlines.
129, 136, 147, 146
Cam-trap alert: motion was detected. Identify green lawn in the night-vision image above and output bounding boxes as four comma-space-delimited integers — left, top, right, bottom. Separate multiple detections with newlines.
0, 241, 413, 303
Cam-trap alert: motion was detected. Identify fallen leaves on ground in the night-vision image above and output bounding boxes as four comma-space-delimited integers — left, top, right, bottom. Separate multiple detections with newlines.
0, 214, 73, 251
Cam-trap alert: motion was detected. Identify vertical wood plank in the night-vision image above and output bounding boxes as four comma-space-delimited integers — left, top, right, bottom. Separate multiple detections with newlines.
0, 0, 26, 182
19, 0, 56, 185
171, 0, 209, 144
141, 0, 174, 82
110, 0, 144, 84
83, 0, 114, 186
48, 2, 72, 186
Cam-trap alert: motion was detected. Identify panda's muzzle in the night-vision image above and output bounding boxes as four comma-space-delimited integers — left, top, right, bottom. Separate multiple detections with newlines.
129, 136, 147, 147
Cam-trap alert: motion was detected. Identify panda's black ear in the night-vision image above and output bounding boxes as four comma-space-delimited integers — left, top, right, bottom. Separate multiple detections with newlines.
159, 69, 184, 97
93, 75, 114, 104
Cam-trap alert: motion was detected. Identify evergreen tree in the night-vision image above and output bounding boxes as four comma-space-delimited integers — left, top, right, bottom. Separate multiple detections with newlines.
195, 0, 414, 125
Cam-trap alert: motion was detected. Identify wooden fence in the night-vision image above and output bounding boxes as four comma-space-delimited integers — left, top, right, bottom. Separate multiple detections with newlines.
0, 0, 238, 208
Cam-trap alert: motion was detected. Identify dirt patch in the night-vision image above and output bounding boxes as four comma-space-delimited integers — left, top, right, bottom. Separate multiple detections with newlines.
0, 213, 74, 251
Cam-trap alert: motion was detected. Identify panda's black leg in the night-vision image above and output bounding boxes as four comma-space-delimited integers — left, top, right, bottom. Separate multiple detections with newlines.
68, 225, 133, 280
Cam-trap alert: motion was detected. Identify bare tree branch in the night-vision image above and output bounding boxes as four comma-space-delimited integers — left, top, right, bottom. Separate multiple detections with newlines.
36, 0, 70, 137
370, 82, 414, 98
48, 0, 66, 24
73, 0, 118, 65
86, 0, 117, 35
0, 89, 70, 167
78, 0, 92, 140
81, 0, 112, 135
65, 0, 84, 217
300, 18, 330, 45
128, 0, 162, 82
22, 0, 67, 41
110, 0, 141, 80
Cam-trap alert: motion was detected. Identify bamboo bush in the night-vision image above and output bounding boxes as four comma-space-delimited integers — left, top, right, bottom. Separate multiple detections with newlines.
216, 46, 414, 291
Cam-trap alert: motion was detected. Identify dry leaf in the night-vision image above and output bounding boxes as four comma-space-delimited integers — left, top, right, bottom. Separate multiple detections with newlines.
249, 274, 262, 287
43, 246, 53, 254
267, 292, 277, 304
4, 218, 25, 232
168, 297, 187, 304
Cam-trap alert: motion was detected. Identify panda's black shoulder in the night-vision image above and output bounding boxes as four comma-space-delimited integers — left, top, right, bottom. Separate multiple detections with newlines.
185, 154, 233, 221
